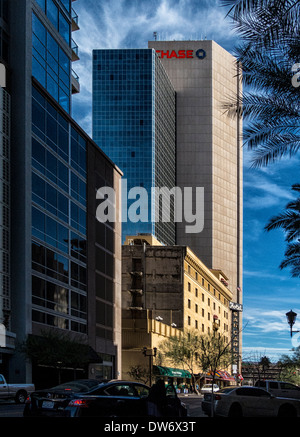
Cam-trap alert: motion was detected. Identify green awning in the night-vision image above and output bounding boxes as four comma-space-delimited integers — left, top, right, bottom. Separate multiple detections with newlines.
153, 365, 191, 379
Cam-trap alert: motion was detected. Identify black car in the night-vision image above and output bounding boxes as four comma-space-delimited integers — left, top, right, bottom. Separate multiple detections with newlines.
23, 379, 101, 417
65, 380, 187, 417
24, 379, 187, 417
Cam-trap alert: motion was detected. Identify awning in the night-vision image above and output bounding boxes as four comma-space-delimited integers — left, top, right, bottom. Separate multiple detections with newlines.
153, 365, 191, 379
207, 370, 235, 381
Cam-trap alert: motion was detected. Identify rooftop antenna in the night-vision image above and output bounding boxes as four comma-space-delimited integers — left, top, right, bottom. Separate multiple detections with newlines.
153, 31, 157, 41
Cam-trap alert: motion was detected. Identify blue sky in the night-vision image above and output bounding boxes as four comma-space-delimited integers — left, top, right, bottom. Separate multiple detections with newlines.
71, 0, 300, 362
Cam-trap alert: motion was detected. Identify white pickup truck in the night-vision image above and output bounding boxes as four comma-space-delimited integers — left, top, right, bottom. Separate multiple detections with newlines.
0, 374, 35, 403
255, 380, 300, 399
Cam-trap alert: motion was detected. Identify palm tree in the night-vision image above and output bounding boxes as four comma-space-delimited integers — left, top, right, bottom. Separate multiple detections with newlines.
221, 1, 300, 275
265, 184, 300, 277
221, 0, 300, 167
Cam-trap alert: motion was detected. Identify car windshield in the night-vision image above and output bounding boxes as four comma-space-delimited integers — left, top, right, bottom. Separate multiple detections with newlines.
50, 380, 100, 393
218, 387, 237, 394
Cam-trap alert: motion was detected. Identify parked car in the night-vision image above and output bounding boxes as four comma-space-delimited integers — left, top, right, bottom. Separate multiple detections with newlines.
23, 379, 101, 416
65, 380, 187, 417
255, 380, 300, 399
202, 386, 300, 417
0, 374, 35, 404
200, 384, 219, 394
24, 379, 187, 418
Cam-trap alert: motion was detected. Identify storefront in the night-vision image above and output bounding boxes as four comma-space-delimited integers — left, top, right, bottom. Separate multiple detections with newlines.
204, 370, 236, 388
153, 365, 192, 392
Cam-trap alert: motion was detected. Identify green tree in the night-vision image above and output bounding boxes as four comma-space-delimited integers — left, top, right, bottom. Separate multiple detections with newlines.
278, 345, 300, 385
197, 332, 234, 416
159, 330, 202, 393
259, 355, 271, 379
265, 184, 300, 276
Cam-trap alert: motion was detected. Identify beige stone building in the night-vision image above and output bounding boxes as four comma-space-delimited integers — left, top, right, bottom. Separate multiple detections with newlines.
122, 234, 234, 385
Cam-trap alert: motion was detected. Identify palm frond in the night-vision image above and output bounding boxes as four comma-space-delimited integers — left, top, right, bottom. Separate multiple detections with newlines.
279, 242, 300, 277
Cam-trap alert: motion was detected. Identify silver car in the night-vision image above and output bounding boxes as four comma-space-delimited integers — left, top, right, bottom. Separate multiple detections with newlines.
200, 384, 219, 394
202, 386, 300, 417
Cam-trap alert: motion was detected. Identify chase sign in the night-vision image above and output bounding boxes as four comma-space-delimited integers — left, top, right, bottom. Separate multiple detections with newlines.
155, 49, 206, 60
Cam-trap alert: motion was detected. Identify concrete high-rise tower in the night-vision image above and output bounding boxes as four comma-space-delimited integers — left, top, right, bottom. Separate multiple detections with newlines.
148, 40, 243, 302
148, 41, 243, 367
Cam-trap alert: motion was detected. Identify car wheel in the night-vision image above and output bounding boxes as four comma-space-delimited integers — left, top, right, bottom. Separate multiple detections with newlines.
15, 390, 27, 404
278, 404, 297, 417
228, 403, 243, 417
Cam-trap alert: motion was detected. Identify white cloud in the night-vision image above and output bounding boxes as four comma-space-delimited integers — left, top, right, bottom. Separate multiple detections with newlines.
72, 0, 235, 126
243, 172, 295, 210
242, 346, 293, 361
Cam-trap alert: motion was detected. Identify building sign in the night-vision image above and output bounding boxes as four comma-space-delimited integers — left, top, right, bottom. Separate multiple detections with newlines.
155, 49, 206, 60
229, 301, 243, 312
230, 301, 242, 372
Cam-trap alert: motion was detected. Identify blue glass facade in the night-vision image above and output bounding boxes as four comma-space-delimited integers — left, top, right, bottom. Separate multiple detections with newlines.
32, 8, 71, 112
31, 85, 87, 333
92, 49, 176, 245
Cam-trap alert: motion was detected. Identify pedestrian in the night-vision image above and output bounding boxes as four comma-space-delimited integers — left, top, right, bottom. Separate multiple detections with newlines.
147, 379, 167, 416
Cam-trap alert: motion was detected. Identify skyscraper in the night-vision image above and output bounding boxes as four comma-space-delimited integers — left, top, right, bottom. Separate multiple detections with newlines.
0, 0, 11, 353
92, 49, 176, 245
0, 0, 122, 385
148, 40, 243, 300
148, 40, 243, 365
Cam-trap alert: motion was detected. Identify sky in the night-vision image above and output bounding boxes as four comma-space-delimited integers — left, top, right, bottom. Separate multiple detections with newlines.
71, 0, 300, 362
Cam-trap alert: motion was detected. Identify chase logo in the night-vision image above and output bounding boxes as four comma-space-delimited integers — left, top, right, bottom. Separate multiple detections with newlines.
195, 49, 206, 59
155, 49, 206, 60
0, 63, 6, 88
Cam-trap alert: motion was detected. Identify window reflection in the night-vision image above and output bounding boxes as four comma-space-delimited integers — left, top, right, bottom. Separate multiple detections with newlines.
32, 12, 70, 112
31, 85, 88, 334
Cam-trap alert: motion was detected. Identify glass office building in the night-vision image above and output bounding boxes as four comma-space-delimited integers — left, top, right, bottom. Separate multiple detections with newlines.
92, 49, 176, 245
31, 85, 87, 333
0, 0, 122, 385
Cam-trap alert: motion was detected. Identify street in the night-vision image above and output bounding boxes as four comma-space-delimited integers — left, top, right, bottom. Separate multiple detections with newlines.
0, 395, 207, 418
178, 394, 207, 417
0, 401, 24, 417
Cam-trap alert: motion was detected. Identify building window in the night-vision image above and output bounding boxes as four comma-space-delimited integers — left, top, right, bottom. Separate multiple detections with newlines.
195, 287, 198, 297
188, 299, 191, 309
195, 303, 198, 313
188, 282, 191, 292
188, 316, 191, 326
32, 12, 71, 112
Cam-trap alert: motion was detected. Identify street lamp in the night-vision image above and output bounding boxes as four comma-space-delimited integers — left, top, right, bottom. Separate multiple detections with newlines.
142, 347, 157, 386
286, 310, 300, 337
